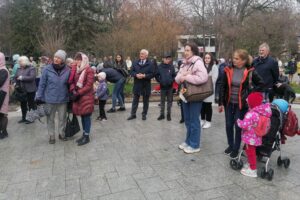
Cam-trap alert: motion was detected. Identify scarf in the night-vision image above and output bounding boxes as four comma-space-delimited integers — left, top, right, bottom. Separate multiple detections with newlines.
76, 53, 89, 88
0, 52, 5, 68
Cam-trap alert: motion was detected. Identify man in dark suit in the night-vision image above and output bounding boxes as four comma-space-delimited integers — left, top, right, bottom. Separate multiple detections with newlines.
127, 49, 155, 120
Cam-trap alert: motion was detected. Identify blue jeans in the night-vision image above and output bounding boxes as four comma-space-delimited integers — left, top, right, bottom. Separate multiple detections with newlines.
112, 78, 125, 109
224, 103, 247, 152
81, 114, 92, 135
183, 101, 202, 148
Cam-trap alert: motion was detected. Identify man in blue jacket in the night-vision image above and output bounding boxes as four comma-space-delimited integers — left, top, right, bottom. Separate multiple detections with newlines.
35, 50, 70, 144
127, 49, 155, 120
155, 53, 175, 121
253, 43, 279, 102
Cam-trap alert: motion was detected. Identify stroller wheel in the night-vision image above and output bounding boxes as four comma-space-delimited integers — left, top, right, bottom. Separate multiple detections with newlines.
266, 169, 274, 181
283, 159, 290, 169
260, 168, 266, 179
230, 159, 238, 170
237, 160, 243, 170
277, 156, 283, 167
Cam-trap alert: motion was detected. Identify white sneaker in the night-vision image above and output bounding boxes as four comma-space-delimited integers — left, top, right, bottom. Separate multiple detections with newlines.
203, 121, 211, 129
183, 146, 200, 154
201, 120, 205, 127
178, 142, 188, 150
240, 167, 257, 178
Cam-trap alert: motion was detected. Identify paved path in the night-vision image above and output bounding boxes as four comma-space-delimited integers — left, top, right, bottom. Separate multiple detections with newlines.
1, 103, 300, 200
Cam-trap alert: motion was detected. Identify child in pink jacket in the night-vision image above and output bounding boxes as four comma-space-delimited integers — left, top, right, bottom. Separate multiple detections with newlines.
237, 92, 272, 177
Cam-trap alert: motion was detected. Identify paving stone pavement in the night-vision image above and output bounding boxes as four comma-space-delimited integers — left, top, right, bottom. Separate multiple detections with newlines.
1, 103, 300, 200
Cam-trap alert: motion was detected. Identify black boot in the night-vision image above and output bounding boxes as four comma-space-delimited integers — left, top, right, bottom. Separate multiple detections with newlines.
76, 133, 85, 143
167, 114, 171, 121
0, 130, 8, 139
157, 115, 165, 120
77, 135, 90, 146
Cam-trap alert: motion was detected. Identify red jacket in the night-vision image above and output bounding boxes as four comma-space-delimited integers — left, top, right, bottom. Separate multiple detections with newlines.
69, 66, 95, 115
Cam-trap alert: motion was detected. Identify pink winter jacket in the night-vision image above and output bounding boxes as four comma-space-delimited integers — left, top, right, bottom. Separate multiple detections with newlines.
237, 103, 272, 146
0, 53, 10, 114
175, 56, 208, 85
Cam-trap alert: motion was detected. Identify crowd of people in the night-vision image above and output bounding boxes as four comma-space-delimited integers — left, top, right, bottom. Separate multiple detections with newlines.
0, 41, 298, 178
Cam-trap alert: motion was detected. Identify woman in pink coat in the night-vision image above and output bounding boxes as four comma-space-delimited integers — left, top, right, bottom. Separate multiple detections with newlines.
175, 43, 208, 154
237, 92, 272, 177
0, 52, 10, 139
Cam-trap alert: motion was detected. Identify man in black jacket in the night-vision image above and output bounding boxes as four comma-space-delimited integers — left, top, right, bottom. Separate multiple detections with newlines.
127, 49, 155, 120
155, 53, 175, 121
253, 43, 279, 102
100, 68, 126, 112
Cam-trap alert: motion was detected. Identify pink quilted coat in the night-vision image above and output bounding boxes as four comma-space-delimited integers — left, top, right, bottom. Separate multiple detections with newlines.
237, 103, 272, 146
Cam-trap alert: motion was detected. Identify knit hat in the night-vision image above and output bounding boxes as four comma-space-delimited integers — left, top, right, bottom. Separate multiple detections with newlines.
247, 92, 263, 109
54, 50, 67, 62
97, 72, 106, 80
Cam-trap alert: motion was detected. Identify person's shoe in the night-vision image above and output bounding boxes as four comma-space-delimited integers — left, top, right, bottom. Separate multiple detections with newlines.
127, 115, 136, 120
59, 134, 68, 141
142, 115, 146, 120
179, 119, 184, 123
240, 167, 257, 178
117, 107, 126, 111
167, 114, 171, 121
76, 134, 85, 143
77, 135, 90, 146
49, 137, 55, 144
100, 118, 107, 121
201, 120, 205, 127
230, 151, 239, 159
0, 131, 8, 139
178, 142, 188, 150
203, 121, 211, 129
157, 115, 165, 120
183, 146, 201, 154
25, 120, 33, 124
18, 119, 27, 123
96, 116, 101, 120
224, 147, 232, 155
107, 108, 116, 113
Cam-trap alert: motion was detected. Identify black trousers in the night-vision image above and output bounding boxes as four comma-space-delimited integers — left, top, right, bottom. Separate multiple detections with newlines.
201, 102, 212, 122
160, 88, 173, 115
131, 94, 150, 116
98, 100, 107, 119
0, 113, 8, 134
20, 92, 36, 120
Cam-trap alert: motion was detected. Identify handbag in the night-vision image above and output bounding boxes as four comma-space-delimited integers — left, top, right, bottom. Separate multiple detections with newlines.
13, 81, 27, 102
181, 60, 213, 102
65, 113, 80, 137
0, 90, 7, 109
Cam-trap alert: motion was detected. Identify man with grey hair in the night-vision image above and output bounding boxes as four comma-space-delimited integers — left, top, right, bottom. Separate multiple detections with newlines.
127, 49, 155, 120
253, 42, 279, 102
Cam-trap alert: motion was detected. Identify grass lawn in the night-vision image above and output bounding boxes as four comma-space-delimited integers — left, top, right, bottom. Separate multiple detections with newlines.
107, 82, 133, 96
290, 83, 300, 93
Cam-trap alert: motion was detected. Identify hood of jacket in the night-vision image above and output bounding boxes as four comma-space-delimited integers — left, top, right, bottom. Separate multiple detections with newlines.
252, 103, 272, 117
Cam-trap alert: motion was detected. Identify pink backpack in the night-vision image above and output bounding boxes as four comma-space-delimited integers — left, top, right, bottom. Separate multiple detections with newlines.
254, 114, 271, 137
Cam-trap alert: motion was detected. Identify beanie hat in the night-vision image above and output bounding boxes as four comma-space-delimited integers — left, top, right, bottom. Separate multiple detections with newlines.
247, 92, 263, 109
97, 72, 106, 80
54, 50, 67, 62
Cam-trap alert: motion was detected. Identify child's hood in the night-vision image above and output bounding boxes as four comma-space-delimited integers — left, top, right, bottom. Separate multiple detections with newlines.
252, 103, 272, 117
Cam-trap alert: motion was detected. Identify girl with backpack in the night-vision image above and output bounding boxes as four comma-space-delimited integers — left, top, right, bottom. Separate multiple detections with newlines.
237, 92, 272, 177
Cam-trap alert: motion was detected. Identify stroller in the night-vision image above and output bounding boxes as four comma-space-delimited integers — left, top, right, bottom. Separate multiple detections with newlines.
230, 103, 290, 181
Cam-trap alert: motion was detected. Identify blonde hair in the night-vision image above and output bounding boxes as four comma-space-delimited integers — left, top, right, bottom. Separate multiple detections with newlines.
18, 56, 30, 66
233, 49, 253, 66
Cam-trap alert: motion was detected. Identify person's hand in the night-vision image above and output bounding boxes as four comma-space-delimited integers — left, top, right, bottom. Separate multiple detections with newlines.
70, 90, 80, 101
180, 76, 186, 83
276, 83, 282, 88
35, 99, 44, 105
136, 73, 143, 79
218, 106, 224, 113
17, 76, 23, 80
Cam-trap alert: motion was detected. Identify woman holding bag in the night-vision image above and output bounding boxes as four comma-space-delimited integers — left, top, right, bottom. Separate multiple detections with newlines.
69, 52, 95, 146
175, 43, 208, 154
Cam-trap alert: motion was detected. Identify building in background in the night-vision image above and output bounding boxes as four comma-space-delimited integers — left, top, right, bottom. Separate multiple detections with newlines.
177, 34, 216, 59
